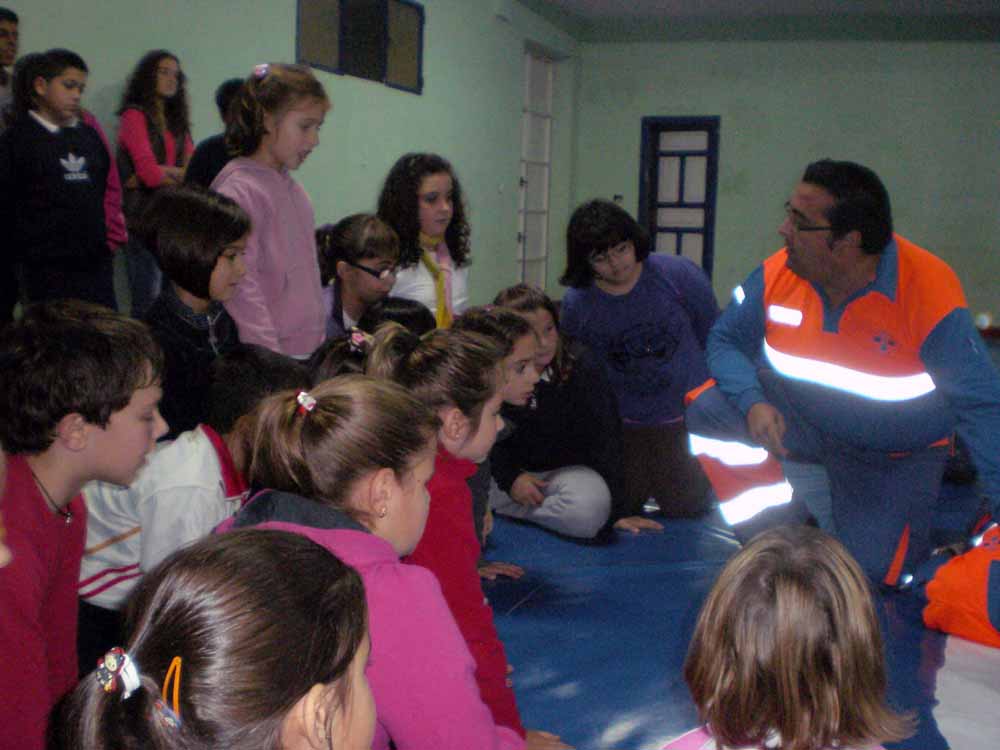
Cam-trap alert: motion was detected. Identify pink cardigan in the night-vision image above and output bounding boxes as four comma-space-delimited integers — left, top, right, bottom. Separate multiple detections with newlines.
211, 158, 325, 356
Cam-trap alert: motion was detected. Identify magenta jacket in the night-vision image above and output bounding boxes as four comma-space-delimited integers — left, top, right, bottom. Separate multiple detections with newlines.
211, 158, 325, 356
218, 491, 524, 750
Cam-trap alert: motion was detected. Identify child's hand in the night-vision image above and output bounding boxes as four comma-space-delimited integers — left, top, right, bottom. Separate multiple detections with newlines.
511, 473, 548, 507
526, 729, 573, 749
478, 561, 525, 580
614, 515, 664, 534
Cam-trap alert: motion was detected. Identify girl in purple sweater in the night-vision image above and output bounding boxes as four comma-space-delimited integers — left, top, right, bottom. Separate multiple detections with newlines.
212, 63, 328, 357
220, 376, 526, 750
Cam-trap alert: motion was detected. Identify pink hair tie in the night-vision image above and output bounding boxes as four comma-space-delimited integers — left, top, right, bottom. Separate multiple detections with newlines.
253, 63, 270, 80
349, 329, 371, 354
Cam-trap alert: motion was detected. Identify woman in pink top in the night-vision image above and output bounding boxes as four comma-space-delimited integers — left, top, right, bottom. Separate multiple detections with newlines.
211, 63, 327, 357
116, 50, 193, 316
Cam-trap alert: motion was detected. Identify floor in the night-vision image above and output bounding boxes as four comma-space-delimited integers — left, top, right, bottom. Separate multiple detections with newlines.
488, 500, 1000, 750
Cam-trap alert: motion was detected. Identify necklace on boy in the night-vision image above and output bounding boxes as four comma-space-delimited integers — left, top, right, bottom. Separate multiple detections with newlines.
29, 467, 73, 525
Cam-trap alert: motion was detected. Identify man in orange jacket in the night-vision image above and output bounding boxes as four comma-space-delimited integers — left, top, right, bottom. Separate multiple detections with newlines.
687, 159, 1000, 587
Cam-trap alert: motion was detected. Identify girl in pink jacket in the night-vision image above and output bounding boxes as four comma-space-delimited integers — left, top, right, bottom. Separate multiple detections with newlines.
212, 63, 327, 357
219, 376, 525, 750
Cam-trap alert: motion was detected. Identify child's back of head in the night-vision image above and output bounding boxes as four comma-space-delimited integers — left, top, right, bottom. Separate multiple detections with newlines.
206, 343, 310, 435
366, 323, 503, 423
357, 296, 437, 337
61, 529, 369, 750
684, 526, 913, 750
0, 300, 163, 456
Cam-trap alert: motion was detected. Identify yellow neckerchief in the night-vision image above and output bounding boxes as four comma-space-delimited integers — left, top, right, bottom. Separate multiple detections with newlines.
418, 232, 452, 328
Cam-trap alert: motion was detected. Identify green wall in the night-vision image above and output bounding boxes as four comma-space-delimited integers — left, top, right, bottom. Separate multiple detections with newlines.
9, 0, 578, 304
11, 2, 998, 316
572, 40, 1000, 318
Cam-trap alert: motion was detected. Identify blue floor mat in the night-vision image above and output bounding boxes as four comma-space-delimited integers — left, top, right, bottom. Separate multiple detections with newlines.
488, 504, 1000, 750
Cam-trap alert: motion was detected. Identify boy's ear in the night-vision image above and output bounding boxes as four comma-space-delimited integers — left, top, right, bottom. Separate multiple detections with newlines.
32, 76, 48, 98
55, 413, 89, 452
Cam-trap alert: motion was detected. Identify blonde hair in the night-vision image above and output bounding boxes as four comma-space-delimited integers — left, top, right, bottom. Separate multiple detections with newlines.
226, 63, 328, 157
240, 376, 438, 522
366, 323, 503, 426
684, 526, 913, 750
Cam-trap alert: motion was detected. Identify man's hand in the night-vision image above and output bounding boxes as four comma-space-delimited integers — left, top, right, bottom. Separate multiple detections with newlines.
747, 402, 787, 457
613, 515, 664, 534
511, 473, 548, 507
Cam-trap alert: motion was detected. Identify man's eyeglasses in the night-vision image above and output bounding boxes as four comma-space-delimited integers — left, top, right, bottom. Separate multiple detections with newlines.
589, 242, 631, 265
345, 259, 398, 281
784, 202, 831, 233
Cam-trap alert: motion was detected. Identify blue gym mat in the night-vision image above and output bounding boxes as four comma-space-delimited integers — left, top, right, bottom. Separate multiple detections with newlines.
488, 505, 1000, 750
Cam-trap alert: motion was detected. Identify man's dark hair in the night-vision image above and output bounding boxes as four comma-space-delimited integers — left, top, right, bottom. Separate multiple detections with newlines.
801, 159, 893, 255
0, 301, 163, 454
215, 77, 244, 122
0, 7, 18, 24
206, 344, 310, 434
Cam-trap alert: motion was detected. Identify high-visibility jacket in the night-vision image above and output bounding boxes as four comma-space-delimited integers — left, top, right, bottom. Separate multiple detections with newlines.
702, 235, 1000, 518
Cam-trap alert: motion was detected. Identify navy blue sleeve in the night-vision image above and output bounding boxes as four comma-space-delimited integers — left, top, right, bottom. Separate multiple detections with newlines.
559, 288, 585, 341
672, 257, 720, 349
921, 308, 1000, 519
706, 266, 768, 414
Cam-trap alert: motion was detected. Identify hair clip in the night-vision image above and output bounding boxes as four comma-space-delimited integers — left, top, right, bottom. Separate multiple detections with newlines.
153, 655, 183, 728
349, 329, 371, 354
96, 647, 141, 700
253, 63, 270, 80
297, 391, 317, 416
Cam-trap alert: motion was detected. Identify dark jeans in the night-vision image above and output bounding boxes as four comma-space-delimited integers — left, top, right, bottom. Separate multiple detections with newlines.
622, 420, 712, 518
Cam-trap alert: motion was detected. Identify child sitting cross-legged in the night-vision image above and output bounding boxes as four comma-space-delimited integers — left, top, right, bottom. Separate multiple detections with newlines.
136, 184, 249, 438
0, 300, 167, 750
77, 343, 309, 673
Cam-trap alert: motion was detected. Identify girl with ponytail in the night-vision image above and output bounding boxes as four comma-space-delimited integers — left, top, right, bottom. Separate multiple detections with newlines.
211, 63, 328, 357
61, 529, 373, 749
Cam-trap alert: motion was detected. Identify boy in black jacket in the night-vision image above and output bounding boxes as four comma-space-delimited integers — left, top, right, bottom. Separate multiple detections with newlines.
0, 49, 116, 310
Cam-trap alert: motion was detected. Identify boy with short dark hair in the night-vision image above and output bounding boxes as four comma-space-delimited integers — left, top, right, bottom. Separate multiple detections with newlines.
0, 300, 167, 750
78, 343, 309, 670
0, 48, 116, 309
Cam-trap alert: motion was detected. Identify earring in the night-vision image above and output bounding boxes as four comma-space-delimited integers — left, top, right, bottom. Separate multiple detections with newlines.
378, 506, 387, 518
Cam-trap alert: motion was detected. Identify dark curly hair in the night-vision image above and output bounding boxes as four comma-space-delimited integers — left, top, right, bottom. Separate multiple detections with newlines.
376, 153, 471, 269
561, 199, 650, 288
117, 50, 190, 140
